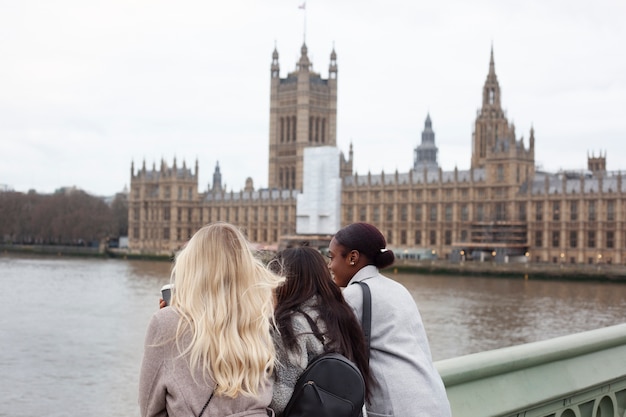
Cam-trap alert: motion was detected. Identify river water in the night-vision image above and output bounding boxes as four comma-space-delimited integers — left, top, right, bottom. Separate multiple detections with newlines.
2, 255, 625, 417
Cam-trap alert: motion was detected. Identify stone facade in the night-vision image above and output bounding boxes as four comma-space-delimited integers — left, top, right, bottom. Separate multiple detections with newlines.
129, 45, 626, 265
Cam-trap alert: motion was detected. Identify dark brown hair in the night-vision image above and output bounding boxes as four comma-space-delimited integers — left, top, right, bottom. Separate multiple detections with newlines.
269, 246, 373, 398
333, 222, 395, 269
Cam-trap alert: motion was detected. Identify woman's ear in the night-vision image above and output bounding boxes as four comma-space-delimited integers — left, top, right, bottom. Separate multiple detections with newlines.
349, 250, 360, 266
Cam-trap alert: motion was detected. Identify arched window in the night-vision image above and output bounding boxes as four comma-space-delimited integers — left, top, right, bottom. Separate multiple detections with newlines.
321, 118, 326, 143
292, 116, 297, 142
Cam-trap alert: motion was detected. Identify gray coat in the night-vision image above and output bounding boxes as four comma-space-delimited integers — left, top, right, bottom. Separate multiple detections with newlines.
342, 266, 451, 417
138, 307, 273, 417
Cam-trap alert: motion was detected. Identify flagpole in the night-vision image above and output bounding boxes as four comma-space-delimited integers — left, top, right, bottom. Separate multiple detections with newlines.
299, 2, 307, 43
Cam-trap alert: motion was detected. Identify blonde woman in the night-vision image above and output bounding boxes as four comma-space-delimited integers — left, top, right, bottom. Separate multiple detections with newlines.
139, 222, 285, 417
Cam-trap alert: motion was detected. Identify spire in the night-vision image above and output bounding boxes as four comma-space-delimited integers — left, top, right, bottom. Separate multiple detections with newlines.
212, 161, 222, 192
482, 45, 501, 109
297, 43, 311, 72
329, 46, 337, 79
271, 44, 280, 78
414, 114, 439, 171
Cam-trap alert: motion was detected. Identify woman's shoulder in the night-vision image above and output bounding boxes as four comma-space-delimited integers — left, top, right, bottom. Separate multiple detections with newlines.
147, 307, 180, 341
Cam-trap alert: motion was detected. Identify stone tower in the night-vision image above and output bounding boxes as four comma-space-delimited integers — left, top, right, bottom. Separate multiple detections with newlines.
413, 114, 439, 172
268, 44, 338, 190
472, 47, 534, 187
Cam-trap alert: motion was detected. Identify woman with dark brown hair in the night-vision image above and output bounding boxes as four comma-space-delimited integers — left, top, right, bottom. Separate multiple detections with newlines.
268, 246, 373, 416
328, 222, 451, 417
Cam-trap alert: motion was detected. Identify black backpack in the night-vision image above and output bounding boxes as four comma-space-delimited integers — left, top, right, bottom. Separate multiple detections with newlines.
282, 351, 365, 417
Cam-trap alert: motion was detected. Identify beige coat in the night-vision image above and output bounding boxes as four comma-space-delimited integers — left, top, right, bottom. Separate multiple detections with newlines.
139, 307, 273, 417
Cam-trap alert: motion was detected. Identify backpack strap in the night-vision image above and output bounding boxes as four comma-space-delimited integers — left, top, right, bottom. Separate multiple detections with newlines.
295, 308, 325, 345
353, 281, 372, 361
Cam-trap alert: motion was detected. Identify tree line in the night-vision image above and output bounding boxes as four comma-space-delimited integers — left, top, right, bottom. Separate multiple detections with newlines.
0, 189, 128, 246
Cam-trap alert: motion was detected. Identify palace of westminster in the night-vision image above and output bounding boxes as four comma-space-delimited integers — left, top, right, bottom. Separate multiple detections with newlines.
129, 43, 626, 265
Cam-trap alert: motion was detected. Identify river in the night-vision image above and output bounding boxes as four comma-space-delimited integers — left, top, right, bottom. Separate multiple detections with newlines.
1, 254, 625, 417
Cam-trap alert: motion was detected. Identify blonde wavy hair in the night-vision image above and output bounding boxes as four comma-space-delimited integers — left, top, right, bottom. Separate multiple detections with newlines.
170, 222, 285, 398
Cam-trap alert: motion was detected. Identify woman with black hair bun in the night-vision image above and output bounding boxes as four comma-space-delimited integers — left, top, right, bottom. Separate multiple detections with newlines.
328, 222, 451, 417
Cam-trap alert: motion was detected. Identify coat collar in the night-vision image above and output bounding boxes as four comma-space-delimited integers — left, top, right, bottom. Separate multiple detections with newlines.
348, 265, 378, 285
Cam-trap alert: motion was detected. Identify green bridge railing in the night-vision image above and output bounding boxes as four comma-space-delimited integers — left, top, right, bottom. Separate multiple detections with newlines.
435, 323, 626, 417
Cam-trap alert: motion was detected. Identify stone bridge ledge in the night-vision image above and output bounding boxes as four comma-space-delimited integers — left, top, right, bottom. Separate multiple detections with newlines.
435, 323, 626, 417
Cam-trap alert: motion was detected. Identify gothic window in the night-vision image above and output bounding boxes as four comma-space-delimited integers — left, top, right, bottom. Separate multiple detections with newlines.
280, 118, 284, 142
163, 228, 170, 240
607, 231, 615, 248
321, 119, 326, 143
588, 201, 596, 221
285, 117, 290, 142
497, 164, 504, 182
429, 204, 437, 221
387, 230, 393, 244
386, 205, 394, 221
569, 231, 577, 248
444, 230, 452, 245
414, 204, 422, 221
373, 206, 380, 222
445, 204, 452, 222
400, 205, 408, 221
359, 206, 367, 221
517, 202, 526, 221
552, 231, 560, 248
489, 89, 495, 104
461, 204, 469, 221
570, 201, 578, 221
415, 230, 422, 245
315, 117, 320, 142
552, 202, 560, 221
607, 200, 615, 221
495, 203, 506, 221
535, 202, 543, 221
535, 231, 543, 247
400, 230, 407, 245
476, 204, 484, 221
292, 116, 296, 142
309, 117, 313, 143
177, 208, 182, 221
429, 230, 436, 245
188, 208, 192, 222
587, 231, 596, 248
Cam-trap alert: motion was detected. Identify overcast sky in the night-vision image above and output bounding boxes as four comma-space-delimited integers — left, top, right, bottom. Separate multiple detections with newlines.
1, 0, 625, 196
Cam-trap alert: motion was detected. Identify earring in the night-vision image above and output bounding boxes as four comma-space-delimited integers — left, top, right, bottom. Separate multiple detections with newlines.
350, 261, 355, 266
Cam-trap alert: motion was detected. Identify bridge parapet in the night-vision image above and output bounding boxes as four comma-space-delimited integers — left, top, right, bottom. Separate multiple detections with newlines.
435, 323, 626, 417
